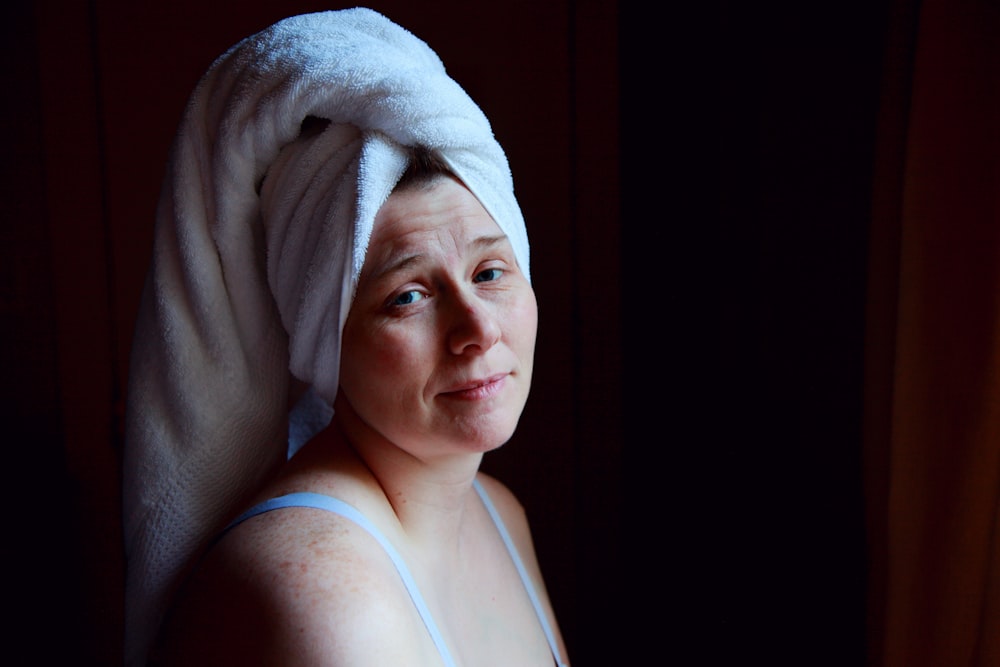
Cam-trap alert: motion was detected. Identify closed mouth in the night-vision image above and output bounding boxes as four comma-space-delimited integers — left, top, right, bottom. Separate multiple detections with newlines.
440, 372, 509, 398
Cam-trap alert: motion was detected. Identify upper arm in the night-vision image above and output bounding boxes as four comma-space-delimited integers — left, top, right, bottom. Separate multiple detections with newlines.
151, 509, 437, 667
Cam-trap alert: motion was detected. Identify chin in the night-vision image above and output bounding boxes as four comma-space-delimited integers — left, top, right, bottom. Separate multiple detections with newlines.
475, 436, 513, 454
468, 419, 521, 453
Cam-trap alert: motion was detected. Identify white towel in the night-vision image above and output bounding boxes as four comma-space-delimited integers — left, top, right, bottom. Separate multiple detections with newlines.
121, 8, 529, 665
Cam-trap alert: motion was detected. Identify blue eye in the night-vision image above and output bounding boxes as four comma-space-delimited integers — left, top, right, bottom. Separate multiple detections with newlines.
474, 268, 503, 283
391, 290, 424, 306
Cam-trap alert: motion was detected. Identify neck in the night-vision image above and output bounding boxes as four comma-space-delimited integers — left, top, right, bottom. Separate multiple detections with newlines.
329, 400, 484, 546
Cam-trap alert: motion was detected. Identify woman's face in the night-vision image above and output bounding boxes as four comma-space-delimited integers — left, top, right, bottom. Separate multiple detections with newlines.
337, 176, 537, 459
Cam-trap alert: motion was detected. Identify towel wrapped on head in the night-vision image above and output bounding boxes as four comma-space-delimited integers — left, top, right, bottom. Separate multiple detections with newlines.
121, 8, 529, 665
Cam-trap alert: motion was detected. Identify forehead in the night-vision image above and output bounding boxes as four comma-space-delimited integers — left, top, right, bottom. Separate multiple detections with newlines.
368, 176, 504, 252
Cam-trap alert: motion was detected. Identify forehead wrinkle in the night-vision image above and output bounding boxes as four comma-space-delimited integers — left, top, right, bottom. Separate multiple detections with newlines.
366, 230, 509, 285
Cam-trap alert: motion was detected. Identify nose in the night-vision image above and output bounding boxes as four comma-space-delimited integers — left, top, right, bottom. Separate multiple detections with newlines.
446, 291, 501, 355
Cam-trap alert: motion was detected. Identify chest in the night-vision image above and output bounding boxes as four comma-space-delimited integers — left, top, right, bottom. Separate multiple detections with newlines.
416, 546, 556, 667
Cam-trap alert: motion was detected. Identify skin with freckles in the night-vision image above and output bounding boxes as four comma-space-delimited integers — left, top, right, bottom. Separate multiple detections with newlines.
338, 173, 538, 465
152, 173, 568, 667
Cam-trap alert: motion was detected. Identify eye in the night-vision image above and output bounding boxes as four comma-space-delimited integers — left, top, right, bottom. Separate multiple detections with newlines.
390, 289, 425, 307
473, 267, 503, 283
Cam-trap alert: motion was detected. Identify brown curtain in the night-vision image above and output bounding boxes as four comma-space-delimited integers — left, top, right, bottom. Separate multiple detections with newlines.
865, 0, 1000, 665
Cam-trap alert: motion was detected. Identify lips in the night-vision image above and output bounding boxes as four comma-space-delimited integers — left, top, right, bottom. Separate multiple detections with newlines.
439, 372, 509, 399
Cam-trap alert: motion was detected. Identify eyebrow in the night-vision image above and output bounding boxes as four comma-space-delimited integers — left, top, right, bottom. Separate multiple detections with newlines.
368, 233, 509, 282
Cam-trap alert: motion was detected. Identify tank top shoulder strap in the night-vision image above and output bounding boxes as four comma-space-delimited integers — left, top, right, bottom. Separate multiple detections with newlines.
224, 492, 458, 667
472, 479, 569, 667
225, 483, 568, 667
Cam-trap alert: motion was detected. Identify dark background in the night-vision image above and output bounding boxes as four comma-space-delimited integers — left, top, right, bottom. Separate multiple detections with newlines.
3, 1, 893, 664
620, 2, 888, 663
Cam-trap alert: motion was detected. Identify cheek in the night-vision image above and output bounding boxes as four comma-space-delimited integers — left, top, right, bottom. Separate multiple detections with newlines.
523, 285, 539, 322
342, 322, 423, 396
500, 291, 538, 376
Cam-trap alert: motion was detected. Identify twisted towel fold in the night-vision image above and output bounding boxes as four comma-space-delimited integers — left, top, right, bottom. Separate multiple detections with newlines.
121, 8, 529, 665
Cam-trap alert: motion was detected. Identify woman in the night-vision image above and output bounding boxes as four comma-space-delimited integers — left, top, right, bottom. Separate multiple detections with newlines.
121, 8, 568, 667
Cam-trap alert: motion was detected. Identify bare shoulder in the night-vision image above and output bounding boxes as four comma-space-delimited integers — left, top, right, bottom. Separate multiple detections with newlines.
475, 471, 525, 511
474, 471, 570, 662
152, 503, 438, 667
474, 472, 535, 556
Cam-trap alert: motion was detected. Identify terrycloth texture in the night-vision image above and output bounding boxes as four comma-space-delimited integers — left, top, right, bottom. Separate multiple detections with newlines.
121, 8, 529, 666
